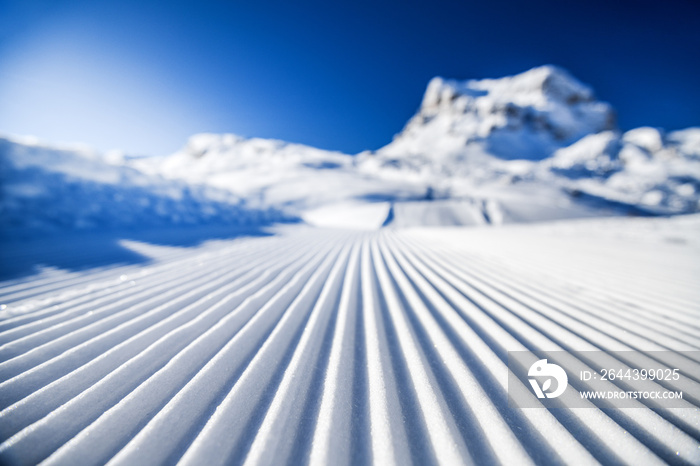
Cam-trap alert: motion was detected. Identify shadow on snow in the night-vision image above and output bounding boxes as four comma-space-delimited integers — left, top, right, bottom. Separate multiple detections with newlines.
0, 224, 278, 281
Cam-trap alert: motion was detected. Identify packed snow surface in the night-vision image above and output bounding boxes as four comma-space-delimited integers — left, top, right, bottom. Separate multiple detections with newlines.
0, 215, 699, 465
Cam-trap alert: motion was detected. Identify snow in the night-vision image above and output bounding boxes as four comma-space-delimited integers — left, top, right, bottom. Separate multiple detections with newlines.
381, 65, 615, 162
129, 133, 426, 224
1, 63, 700, 465
545, 127, 700, 214
2, 66, 699, 233
0, 216, 698, 465
623, 127, 665, 153
0, 136, 292, 234
668, 128, 700, 160
353, 67, 697, 224
301, 202, 391, 230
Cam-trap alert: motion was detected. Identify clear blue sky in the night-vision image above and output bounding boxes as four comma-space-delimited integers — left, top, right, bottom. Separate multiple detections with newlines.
1, 0, 698, 156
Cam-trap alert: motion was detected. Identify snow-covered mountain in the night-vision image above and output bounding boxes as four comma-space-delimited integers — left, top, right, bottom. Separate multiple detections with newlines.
357, 65, 699, 225
376, 65, 615, 162
1, 65, 698, 233
0, 136, 290, 235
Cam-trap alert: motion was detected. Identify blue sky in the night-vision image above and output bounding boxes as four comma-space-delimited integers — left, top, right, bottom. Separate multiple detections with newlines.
1, 0, 698, 156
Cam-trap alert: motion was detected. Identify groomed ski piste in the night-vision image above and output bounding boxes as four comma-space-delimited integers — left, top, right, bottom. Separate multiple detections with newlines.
0, 214, 699, 465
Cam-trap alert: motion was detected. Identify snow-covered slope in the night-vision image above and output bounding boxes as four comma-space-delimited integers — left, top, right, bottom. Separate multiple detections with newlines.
134, 66, 697, 229
0, 216, 698, 465
0, 136, 290, 235
130, 133, 428, 229
136, 131, 625, 229
2, 66, 698, 232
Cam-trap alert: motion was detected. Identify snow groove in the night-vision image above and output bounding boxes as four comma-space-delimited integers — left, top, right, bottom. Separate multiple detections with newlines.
0, 222, 698, 465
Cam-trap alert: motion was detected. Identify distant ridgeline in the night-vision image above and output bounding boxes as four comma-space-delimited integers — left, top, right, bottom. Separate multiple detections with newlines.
2, 66, 698, 232
0, 137, 294, 236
